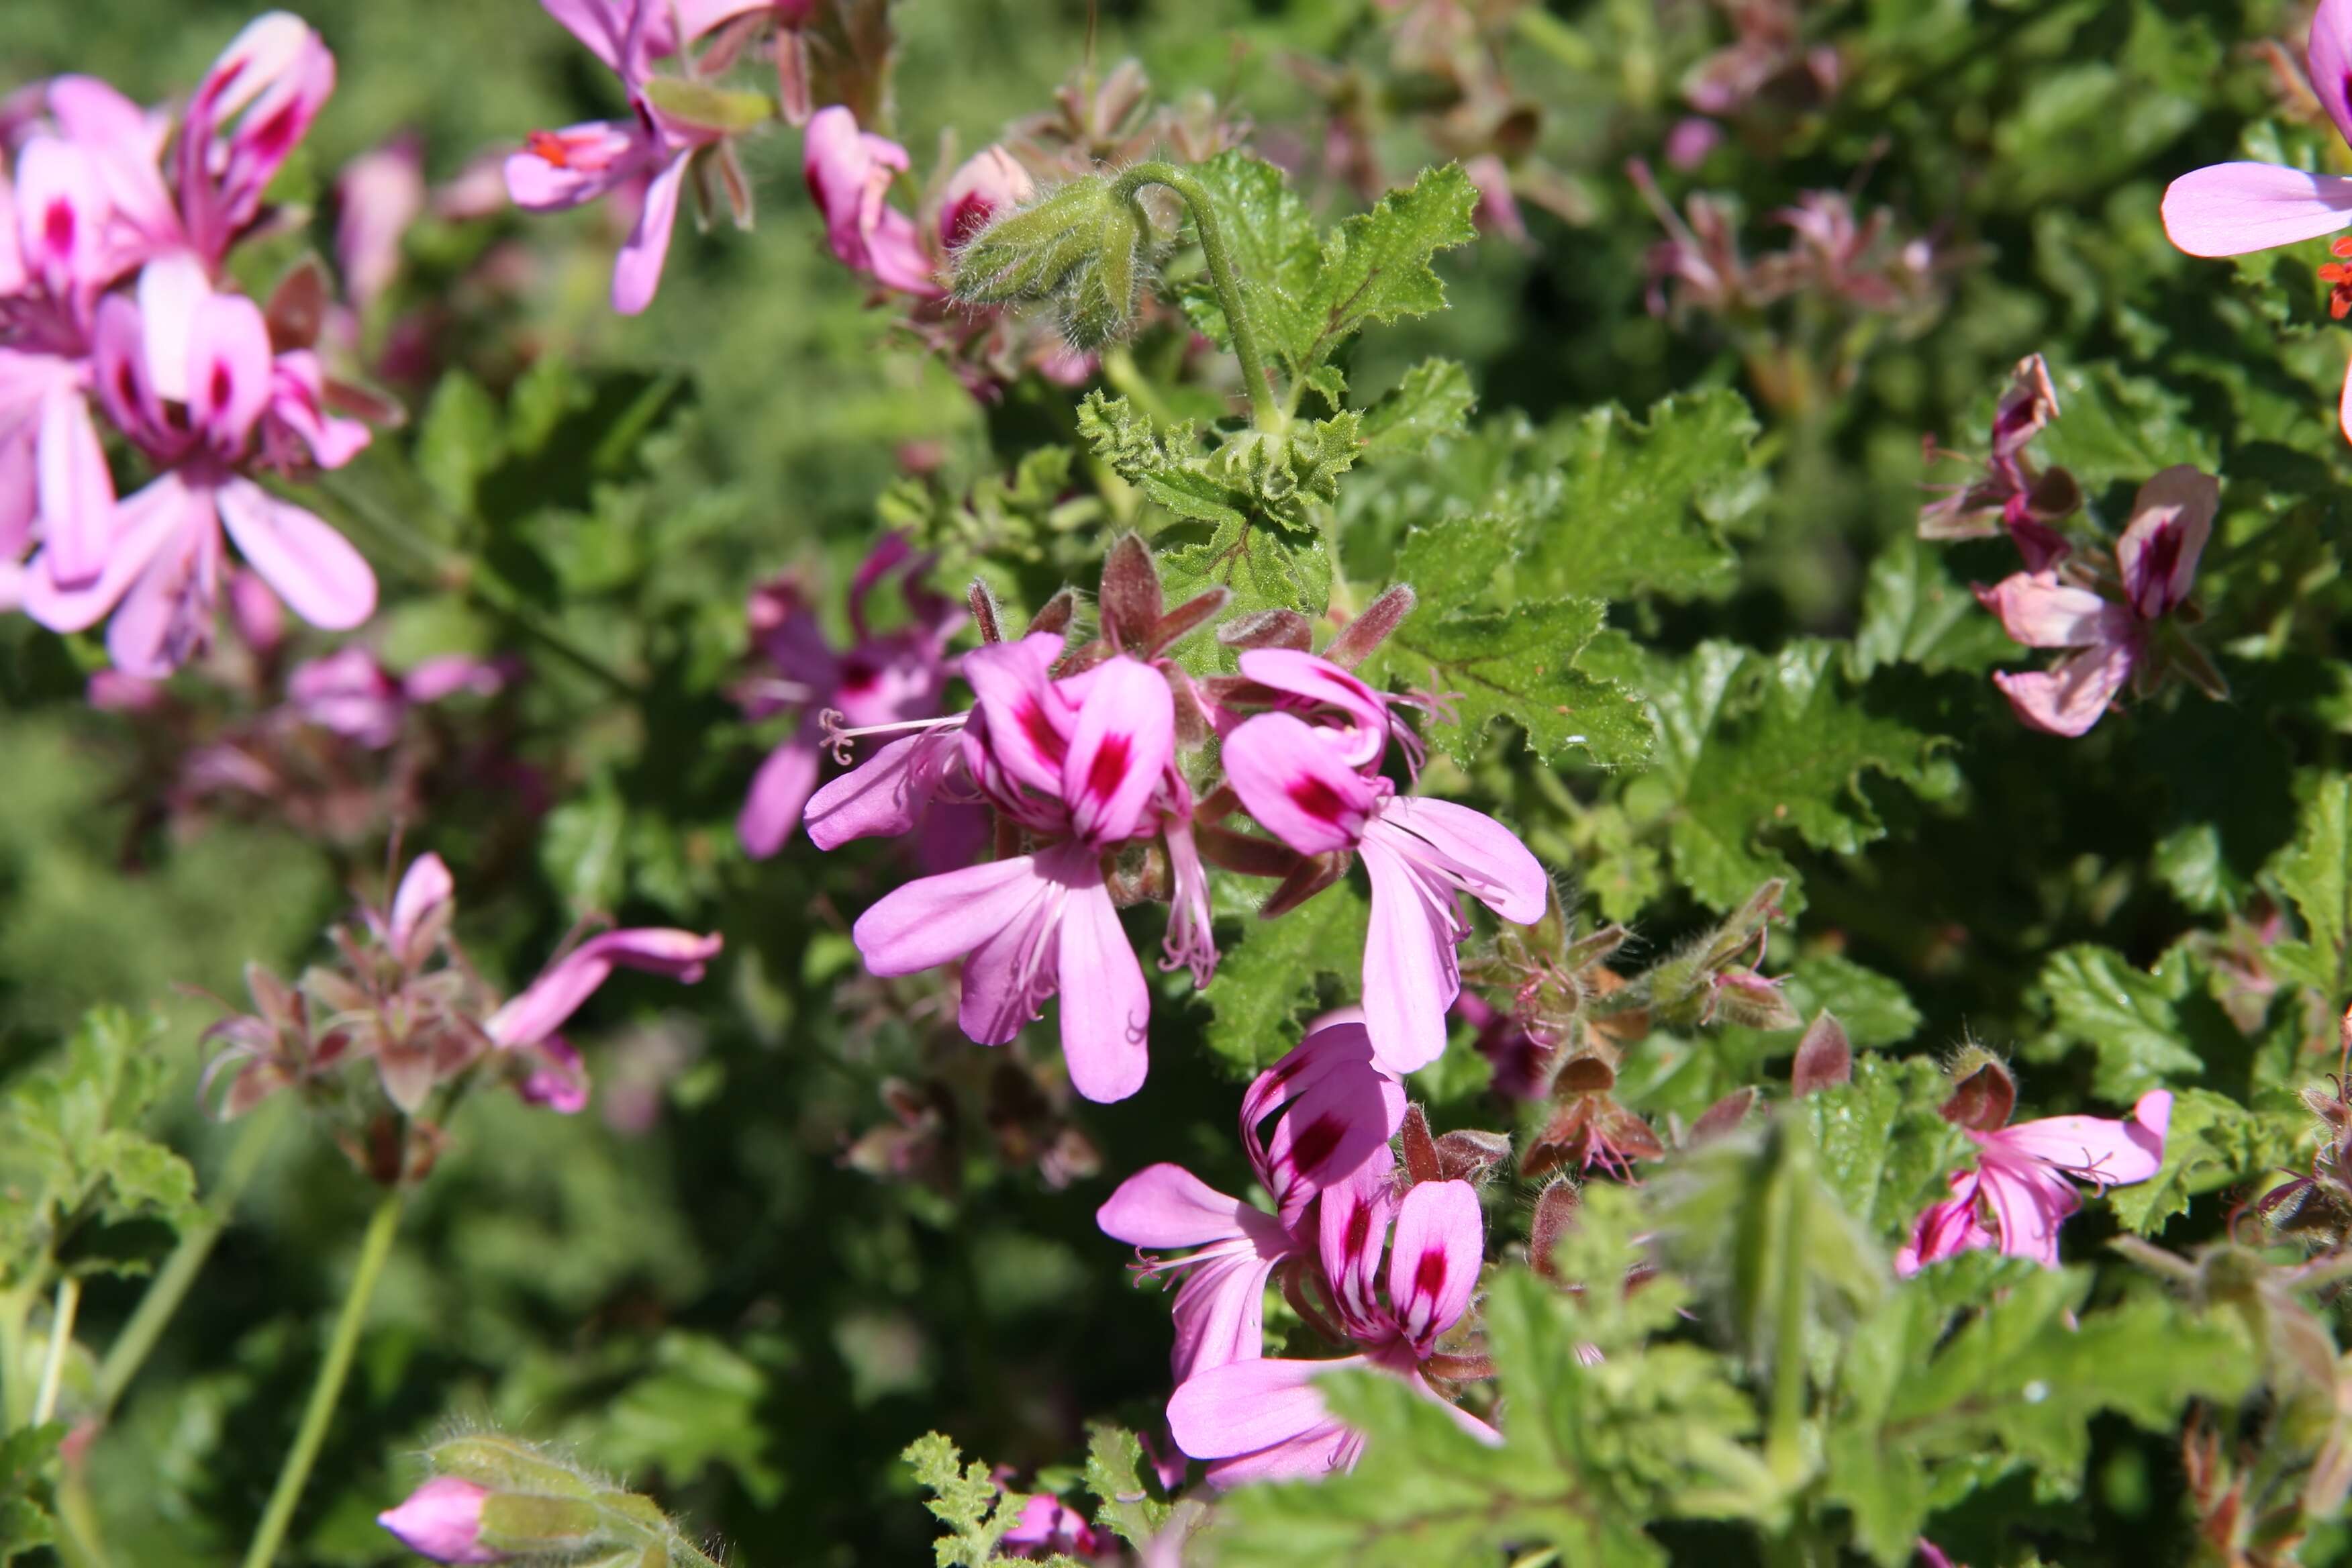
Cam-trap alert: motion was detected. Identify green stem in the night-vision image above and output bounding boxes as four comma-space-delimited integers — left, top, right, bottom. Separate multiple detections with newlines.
239, 1187, 407, 1568
96, 1101, 284, 1419
1767, 1130, 1810, 1491
32, 1276, 81, 1426
1109, 161, 1286, 432
1510, 6, 1598, 71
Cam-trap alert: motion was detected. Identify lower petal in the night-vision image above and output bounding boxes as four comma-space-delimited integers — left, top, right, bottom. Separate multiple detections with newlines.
612, 152, 687, 316
1357, 837, 1459, 1075
1167, 1355, 1366, 1461
1992, 638, 2135, 738
738, 731, 822, 859
1055, 870, 1150, 1102
36, 388, 113, 587
215, 478, 376, 631
2160, 162, 2352, 257
854, 853, 1048, 977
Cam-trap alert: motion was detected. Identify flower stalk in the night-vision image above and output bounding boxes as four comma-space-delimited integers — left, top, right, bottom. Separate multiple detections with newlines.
32, 1275, 81, 1427
1108, 160, 1286, 432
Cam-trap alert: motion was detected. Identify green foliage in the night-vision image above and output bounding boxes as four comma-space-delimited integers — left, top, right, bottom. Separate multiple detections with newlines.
423, 1431, 727, 1567
2030, 943, 2235, 1101
0, 1426, 60, 1563
1198, 881, 1370, 1076
903, 1433, 1017, 1567
2267, 774, 2352, 997
1082, 1422, 1173, 1549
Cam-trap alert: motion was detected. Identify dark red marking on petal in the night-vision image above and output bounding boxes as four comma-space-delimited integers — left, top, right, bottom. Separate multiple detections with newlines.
528, 129, 573, 168
250, 103, 301, 159
1288, 1113, 1342, 1177
1342, 1197, 1375, 1261
1287, 774, 1352, 824
1017, 696, 1065, 763
1084, 733, 1132, 801
209, 362, 233, 411
42, 201, 74, 255
1412, 1248, 1448, 1300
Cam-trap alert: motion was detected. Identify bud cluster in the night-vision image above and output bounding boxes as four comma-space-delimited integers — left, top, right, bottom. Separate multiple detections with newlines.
378, 1433, 726, 1566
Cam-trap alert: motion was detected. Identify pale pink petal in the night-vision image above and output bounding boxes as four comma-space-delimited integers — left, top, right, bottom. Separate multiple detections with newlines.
938, 146, 1033, 249
1056, 871, 1150, 1101
1199, 1422, 1361, 1487
288, 647, 404, 744
1402, 1369, 1506, 1447
2312, 0, 2352, 150
1097, 1163, 1252, 1248
336, 134, 426, 311
1989, 1089, 2171, 1187
2341, 352, 2352, 447
518, 1035, 590, 1112
805, 730, 954, 849
2159, 162, 2352, 257
377, 1477, 496, 1565
1169, 1251, 1278, 1381
486, 928, 723, 1046
861, 207, 944, 297
1375, 795, 1549, 924
1977, 1153, 2078, 1267
389, 852, 455, 960
503, 121, 647, 210
738, 730, 822, 858
22, 470, 193, 636
215, 479, 376, 631
46, 76, 175, 242
137, 254, 213, 406
964, 632, 1072, 795
1222, 712, 1377, 854
954, 875, 1065, 1044
1356, 834, 1462, 1075
105, 505, 219, 678
1238, 647, 1389, 767
1992, 638, 2136, 738
401, 654, 508, 703
612, 152, 687, 315
1168, 1355, 1369, 1461
13, 138, 105, 291
1063, 655, 1175, 844
1973, 573, 2124, 649
2115, 468, 2216, 619
852, 852, 1050, 977
1385, 1179, 1484, 1347
35, 388, 114, 588
187, 294, 276, 452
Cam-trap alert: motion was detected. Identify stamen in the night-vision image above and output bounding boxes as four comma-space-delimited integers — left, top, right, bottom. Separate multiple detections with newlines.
817, 707, 966, 765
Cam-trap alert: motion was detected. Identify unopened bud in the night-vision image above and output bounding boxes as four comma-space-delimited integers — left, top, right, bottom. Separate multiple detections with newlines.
953, 177, 1153, 350
379, 1478, 499, 1564
1790, 1012, 1851, 1095
1938, 1050, 2015, 1132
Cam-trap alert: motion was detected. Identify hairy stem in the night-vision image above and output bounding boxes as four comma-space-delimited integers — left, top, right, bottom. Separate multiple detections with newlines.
96, 1101, 285, 1419
32, 1275, 81, 1426
1767, 1127, 1811, 1491
239, 1187, 407, 1568
1110, 160, 1286, 432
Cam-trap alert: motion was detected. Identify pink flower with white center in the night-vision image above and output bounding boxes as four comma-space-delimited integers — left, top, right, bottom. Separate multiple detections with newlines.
801, 105, 941, 298
1974, 464, 2216, 736
21, 262, 376, 675
849, 639, 1176, 1102
1167, 1171, 1500, 1485
736, 533, 962, 859
377, 1477, 499, 1564
1222, 704, 1548, 1077
2161, 0, 2352, 440
1895, 1089, 2171, 1275
1099, 1016, 1406, 1381
938, 146, 1034, 251
505, 0, 730, 315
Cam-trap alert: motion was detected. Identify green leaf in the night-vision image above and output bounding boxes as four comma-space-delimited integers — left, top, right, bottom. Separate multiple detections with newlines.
1365, 598, 1655, 771
2030, 944, 2236, 1100
1802, 1053, 1968, 1236
1640, 642, 1947, 916
2108, 1087, 2305, 1234
2268, 773, 2352, 997
903, 1432, 1014, 1568
596, 1331, 783, 1506
1199, 881, 1371, 1076
415, 371, 507, 516
0, 1426, 60, 1565
2033, 360, 2221, 494
1175, 151, 1320, 362
1357, 359, 1476, 462
1081, 1423, 1171, 1549
1292, 163, 1478, 374
540, 782, 630, 913
1783, 956, 1920, 1050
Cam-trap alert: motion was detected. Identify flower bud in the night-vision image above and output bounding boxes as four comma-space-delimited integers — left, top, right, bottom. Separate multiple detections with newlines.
938, 146, 1034, 250
1790, 1012, 1851, 1096
379, 1477, 501, 1564
1938, 1048, 2015, 1132
952, 177, 1152, 349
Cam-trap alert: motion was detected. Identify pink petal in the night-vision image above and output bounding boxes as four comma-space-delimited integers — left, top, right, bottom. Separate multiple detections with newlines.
1056, 871, 1150, 1101
1199, 1422, 1361, 1487
105, 501, 220, 678
738, 730, 822, 859
503, 121, 646, 210
1976, 1153, 2079, 1267
805, 730, 953, 849
1318, 1160, 1395, 1329
1222, 712, 1377, 854
1258, 1046, 1405, 1225
1097, 1163, 1253, 1248
2159, 162, 2352, 257
1168, 1354, 1368, 1461
1973, 573, 2124, 649
964, 632, 1072, 796
861, 207, 944, 297
518, 1035, 591, 1113
856, 851, 1049, 973
13, 137, 104, 291
215, 479, 376, 631
136, 251, 213, 407
2116, 467, 2216, 619
389, 852, 456, 959
1374, 795, 1549, 924
1238, 647, 1389, 767
1063, 655, 1175, 844
486, 928, 722, 1046
22, 470, 193, 636
1992, 639, 2136, 738
937, 146, 1033, 249
2341, 352, 2352, 447
1356, 834, 1463, 1075
36, 388, 114, 589
1385, 1179, 1484, 1347
612, 151, 687, 315
2312, 0, 2352, 151
1989, 1089, 2171, 1188
46, 76, 175, 240
187, 293, 275, 452
377, 1477, 496, 1565
1169, 1251, 1280, 1381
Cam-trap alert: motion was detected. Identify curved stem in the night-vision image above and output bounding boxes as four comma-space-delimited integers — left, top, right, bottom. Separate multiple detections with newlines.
33, 1276, 81, 1426
239, 1187, 407, 1568
1110, 160, 1285, 432
96, 1101, 285, 1420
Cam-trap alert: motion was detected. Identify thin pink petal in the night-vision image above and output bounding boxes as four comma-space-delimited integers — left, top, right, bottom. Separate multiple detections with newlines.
963, 632, 1071, 796
612, 152, 687, 315
1222, 712, 1376, 854
1977, 1154, 2077, 1267
2115, 468, 2216, 619
2160, 162, 2352, 257
215, 479, 377, 631
2312, 0, 2352, 150
389, 852, 455, 958
1356, 834, 1461, 1075
1097, 1163, 1253, 1248
187, 293, 275, 451
1386, 1179, 1484, 1347
35, 388, 114, 588
1375, 795, 1549, 924
1237, 648, 1389, 767
2341, 352, 2352, 446
1169, 1251, 1279, 1381
22, 471, 193, 636
1973, 573, 2124, 649
738, 731, 822, 858
805, 730, 954, 850
1063, 655, 1174, 845
105, 506, 219, 678
854, 852, 1050, 977
1992, 638, 2136, 738
1056, 871, 1150, 1102
1990, 1089, 2171, 1188
487, 928, 722, 1046
1318, 1161, 1394, 1329
1168, 1355, 1367, 1461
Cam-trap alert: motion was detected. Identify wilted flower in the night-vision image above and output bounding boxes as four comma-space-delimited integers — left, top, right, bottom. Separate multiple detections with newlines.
1918, 351, 2081, 562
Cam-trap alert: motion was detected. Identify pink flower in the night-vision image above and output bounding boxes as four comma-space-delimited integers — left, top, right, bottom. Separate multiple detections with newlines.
505, 0, 728, 314
998, 1493, 1109, 1561
20, 264, 376, 675
288, 646, 511, 748
850, 641, 1178, 1101
2161, 0, 2352, 439
801, 105, 941, 297
736, 533, 961, 858
170, 13, 337, 271
335, 132, 426, 313
1463, 154, 1526, 243
1918, 352, 2076, 562
1895, 1089, 2171, 1275
1665, 116, 1724, 171
938, 146, 1034, 251
377, 1477, 499, 1564
1166, 1173, 1500, 1485
1974, 464, 2216, 736
1099, 1016, 1405, 1381
1222, 673, 1547, 1075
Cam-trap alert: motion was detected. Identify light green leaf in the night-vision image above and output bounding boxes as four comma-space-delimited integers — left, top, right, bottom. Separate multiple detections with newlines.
1293, 162, 1478, 373
1198, 881, 1371, 1076
1365, 599, 1655, 771
1357, 359, 1477, 462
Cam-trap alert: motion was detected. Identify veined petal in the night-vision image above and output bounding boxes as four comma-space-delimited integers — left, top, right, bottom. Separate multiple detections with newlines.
1168, 1355, 1369, 1461
1356, 833, 1462, 1075
22, 470, 192, 634
105, 501, 221, 679
1238, 647, 1389, 766
853, 852, 1048, 977
1259, 1045, 1404, 1224
612, 151, 687, 315
187, 293, 275, 452
215, 479, 377, 631
1318, 1160, 1394, 1332
1375, 795, 1549, 924
1063, 655, 1175, 844
2160, 162, 2352, 257
2115, 468, 2216, 620
1170, 1251, 1280, 1381
1989, 1089, 2170, 1187
965, 632, 1072, 795
1056, 868, 1150, 1101
1893, 1171, 1993, 1278
1223, 712, 1377, 854
1973, 573, 2124, 649
486, 928, 722, 1046
1097, 1163, 1253, 1248
805, 728, 959, 850
1977, 1152, 2079, 1267
505, 121, 648, 209
738, 730, 823, 859
1386, 1179, 1484, 1349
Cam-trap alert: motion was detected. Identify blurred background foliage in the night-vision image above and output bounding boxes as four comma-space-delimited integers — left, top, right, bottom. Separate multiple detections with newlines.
2, 0, 2348, 1561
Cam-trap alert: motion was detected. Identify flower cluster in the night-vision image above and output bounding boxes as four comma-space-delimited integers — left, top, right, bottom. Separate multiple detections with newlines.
3, 13, 383, 676
203, 850, 720, 1182
793, 538, 1549, 1104
1102, 1014, 1504, 1484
